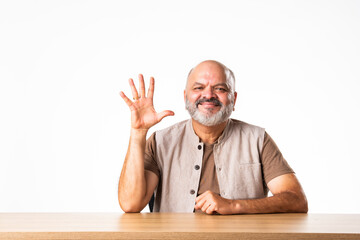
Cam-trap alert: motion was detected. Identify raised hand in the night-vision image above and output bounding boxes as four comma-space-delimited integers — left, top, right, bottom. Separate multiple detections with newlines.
120, 74, 174, 130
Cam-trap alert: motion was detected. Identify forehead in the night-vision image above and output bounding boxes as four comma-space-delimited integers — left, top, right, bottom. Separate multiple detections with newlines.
187, 62, 227, 87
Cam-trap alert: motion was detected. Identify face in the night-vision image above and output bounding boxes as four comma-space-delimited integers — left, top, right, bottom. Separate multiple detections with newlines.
184, 61, 237, 126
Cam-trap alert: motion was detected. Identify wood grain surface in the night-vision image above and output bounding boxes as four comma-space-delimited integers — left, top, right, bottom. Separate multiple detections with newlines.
0, 213, 359, 239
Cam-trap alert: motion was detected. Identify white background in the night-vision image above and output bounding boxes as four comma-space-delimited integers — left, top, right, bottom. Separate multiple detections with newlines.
0, 0, 359, 213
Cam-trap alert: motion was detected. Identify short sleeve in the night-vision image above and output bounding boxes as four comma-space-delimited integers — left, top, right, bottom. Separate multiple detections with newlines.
261, 132, 294, 184
144, 132, 161, 178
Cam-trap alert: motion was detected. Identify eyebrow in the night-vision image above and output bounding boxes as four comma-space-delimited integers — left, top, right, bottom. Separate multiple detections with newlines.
193, 82, 204, 86
193, 82, 229, 89
193, 82, 229, 88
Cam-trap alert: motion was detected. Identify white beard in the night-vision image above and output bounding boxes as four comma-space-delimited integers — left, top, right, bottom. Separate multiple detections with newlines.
185, 98, 234, 126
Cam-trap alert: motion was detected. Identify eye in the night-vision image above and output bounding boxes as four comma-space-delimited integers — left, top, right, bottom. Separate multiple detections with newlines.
215, 87, 228, 92
194, 86, 204, 90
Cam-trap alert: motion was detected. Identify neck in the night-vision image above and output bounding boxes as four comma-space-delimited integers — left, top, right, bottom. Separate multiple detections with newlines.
191, 119, 228, 144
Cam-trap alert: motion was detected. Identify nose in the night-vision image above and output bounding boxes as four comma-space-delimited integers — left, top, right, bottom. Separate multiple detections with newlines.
202, 87, 216, 99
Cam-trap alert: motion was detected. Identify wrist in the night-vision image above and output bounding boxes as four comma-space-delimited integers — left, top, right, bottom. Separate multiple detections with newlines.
130, 128, 148, 138
129, 128, 148, 148
231, 199, 244, 214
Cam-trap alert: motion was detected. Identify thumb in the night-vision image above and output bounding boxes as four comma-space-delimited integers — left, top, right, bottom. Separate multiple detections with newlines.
157, 110, 175, 122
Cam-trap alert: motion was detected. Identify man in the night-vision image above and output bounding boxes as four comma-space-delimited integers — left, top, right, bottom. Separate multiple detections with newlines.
118, 60, 308, 214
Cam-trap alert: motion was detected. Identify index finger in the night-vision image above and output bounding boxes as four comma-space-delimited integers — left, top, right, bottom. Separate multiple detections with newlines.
195, 191, 209, 203
119, 91, 133, 107
194, 195, 208, 210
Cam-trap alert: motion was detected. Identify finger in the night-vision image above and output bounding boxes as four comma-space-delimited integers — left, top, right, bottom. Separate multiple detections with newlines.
195, 191, 209, 203
195, 195, 208, 210
194, 198, 205, 210
139, 74, 146, 98
147, 77, 154, 99
129, 78, 139, 100
201, 201, 212, 213
119, 91, 133, 107
206, 204, 216, 215
156, 110, 175, 122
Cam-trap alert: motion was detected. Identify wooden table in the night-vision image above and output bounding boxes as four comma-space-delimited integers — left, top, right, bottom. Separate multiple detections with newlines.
0, 213, 359, 239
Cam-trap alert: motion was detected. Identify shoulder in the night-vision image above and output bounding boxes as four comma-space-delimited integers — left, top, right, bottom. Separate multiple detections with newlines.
155, 119, 189, 137
153, 119, 195, 157
229, 118, 265, 136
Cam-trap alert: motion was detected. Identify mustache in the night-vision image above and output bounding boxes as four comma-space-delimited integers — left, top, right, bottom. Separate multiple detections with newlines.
195, 98, 222, 107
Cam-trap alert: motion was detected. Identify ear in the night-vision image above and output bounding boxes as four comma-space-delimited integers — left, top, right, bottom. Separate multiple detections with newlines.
233, 92, 238, 111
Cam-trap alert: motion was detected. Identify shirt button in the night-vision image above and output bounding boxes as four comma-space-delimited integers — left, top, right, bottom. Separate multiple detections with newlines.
197, 145, 202, 150
190, 189, 195, 195
218, 167, 222, 171
194, 165, 200, 170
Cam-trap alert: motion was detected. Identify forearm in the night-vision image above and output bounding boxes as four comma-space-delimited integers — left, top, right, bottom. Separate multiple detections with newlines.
232, 191, 308, 214
118, 128, 148, 212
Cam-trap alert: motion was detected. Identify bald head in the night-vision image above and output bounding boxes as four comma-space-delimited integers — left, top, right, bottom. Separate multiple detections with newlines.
184, 60, 237, 126
186, 60, 235, 94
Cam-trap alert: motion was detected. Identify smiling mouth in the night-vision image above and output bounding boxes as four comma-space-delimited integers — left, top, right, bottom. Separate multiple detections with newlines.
200, 102, 219, 107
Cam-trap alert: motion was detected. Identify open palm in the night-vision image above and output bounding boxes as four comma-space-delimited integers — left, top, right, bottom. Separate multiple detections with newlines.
120, 74, 174, 130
